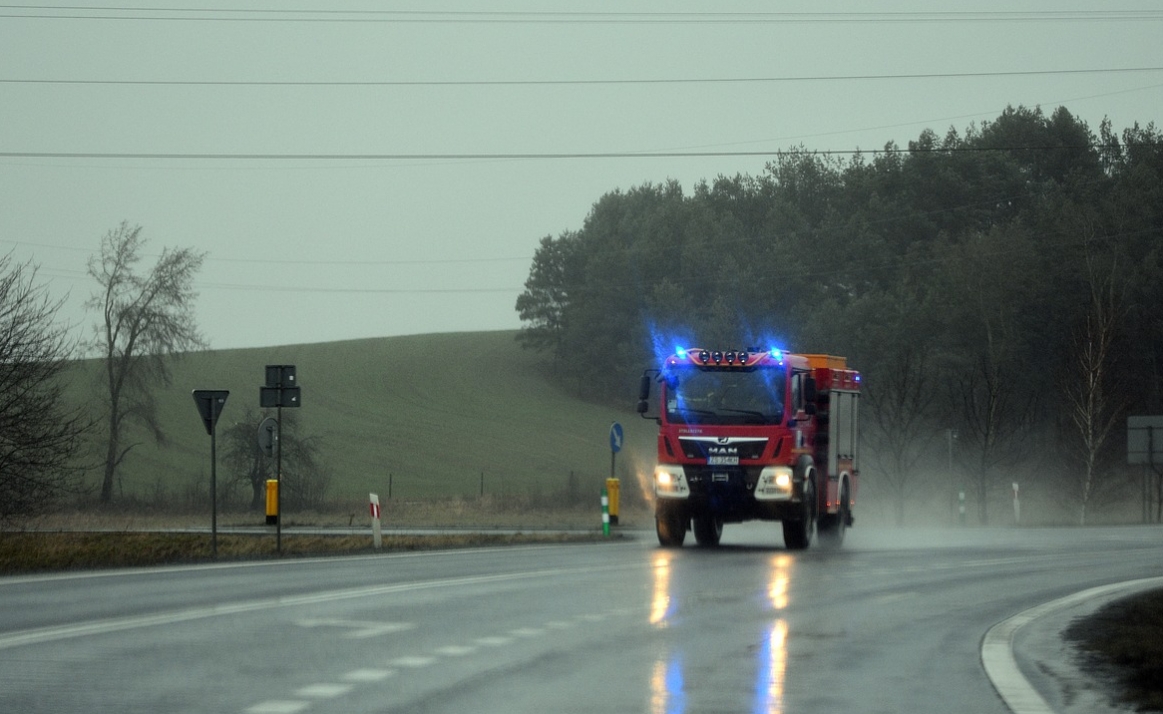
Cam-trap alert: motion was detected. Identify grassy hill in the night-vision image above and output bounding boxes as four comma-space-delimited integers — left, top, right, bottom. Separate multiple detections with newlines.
68, 331, 656, 511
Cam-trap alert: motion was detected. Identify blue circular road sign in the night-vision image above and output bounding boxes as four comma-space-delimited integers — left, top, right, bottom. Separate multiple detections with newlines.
609, 422, 624, 453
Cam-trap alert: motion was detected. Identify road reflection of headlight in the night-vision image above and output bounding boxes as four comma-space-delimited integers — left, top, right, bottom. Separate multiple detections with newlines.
650, 552, 673, 627
754, 619, 788, 714
650, 654, 686, 714
767, 554, 792, 610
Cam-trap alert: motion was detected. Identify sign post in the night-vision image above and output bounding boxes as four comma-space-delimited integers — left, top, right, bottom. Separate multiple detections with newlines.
192, 390, 229, 558
607, 422, 623, 525
261, 366, 301, 552
1128, 416, 1163, 523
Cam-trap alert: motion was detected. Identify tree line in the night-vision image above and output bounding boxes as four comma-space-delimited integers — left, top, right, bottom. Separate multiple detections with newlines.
515, 105, 1163, 525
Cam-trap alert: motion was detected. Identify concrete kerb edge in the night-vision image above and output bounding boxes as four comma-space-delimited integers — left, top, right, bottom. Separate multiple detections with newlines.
982, 575, 1163, 714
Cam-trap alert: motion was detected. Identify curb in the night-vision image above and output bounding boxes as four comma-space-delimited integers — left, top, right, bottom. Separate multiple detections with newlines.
982, 576, 1163, 714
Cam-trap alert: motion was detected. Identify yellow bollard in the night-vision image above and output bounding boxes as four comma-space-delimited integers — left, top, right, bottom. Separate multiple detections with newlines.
265, 479, 279, 525
606, 477, 620, 525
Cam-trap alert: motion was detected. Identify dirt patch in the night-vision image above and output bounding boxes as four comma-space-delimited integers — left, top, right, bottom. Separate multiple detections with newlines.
1065, 589, 1163, 712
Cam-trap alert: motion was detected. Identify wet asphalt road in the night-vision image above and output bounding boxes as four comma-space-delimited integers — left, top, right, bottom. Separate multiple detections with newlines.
2, 524, 1161, 713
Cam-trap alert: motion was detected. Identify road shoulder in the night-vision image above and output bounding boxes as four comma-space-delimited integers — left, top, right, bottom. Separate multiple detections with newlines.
983, 576, 1163, 714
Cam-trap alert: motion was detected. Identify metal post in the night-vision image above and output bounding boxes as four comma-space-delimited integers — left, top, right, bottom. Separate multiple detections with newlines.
946, 429, 957, 522
210, 422, 218, 559
276, 404, 282, 553
1149, 427, 1156, 524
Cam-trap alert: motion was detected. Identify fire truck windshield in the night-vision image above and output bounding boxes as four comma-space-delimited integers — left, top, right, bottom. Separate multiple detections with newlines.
664, 367, 786, 426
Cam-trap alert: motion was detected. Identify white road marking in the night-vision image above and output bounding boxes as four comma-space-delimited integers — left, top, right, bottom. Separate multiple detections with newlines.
390, 655, 437, 668
544, 620, 574, 629
295, 683, 353, 698
343, 669, 395, 682
475, 636, 512, 646
245, 701, 310, 714
510, 627, 543, 637
296, 618, 413, 638
982, 575, 1163, 714
0, 565, 628, 651
434, 645, 477, 656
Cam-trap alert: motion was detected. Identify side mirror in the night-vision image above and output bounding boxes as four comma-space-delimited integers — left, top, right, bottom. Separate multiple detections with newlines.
636, 399, 649, 414
637, 374, 652, 402
804, 376, 818, 404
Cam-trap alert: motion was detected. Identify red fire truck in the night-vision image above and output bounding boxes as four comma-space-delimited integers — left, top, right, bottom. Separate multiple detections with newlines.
637, 348, 860, 549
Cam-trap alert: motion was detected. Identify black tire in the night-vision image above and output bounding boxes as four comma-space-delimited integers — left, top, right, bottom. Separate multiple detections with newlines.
782, 475, 815, 550
656, 503, 687, 547
692, 515, 724, 547
818, 482, 849, 549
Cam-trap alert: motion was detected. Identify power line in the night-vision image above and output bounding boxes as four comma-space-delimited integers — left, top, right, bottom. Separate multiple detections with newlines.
0, 239, 530, 266
4, 67, 1162, 87
0, 146, 1121, 162
2, 8, 1162, 24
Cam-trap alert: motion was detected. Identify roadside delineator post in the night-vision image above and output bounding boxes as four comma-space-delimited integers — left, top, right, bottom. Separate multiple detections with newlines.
370, 492, 383, 550
601, 488, 610, 537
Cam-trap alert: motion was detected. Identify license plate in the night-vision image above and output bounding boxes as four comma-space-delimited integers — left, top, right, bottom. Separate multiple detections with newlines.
708, 456, 739, 466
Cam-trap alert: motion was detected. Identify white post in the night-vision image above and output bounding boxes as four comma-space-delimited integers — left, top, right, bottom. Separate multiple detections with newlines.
1012, 482, 1020, 525
370, 492, 383, 549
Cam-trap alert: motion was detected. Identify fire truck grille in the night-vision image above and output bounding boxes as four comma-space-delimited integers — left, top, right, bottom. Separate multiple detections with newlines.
678, 437, 767, 461
682, 466, 764, 491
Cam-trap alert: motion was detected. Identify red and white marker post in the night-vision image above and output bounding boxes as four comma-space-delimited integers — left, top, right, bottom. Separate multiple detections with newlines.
370, 492, 383, 550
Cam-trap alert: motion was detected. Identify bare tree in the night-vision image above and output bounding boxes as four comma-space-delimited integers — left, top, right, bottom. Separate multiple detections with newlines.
853, 283, 944, 525
0, 253, 88, 525
1063, 249, 1127, 525
222, 408, 330, 511
86, 222, 206, 503
941, 228, 1040, 524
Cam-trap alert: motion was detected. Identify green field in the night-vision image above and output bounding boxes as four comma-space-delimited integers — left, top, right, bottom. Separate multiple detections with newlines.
66, 330, 656, 511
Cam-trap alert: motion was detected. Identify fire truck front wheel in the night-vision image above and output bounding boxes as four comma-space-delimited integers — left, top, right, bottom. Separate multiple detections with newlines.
782, 476, 816, 550
693, 514, 724, 547
655, 502, 688, 548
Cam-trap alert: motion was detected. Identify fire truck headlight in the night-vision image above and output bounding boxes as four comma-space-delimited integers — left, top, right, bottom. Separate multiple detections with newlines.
654, 466, 688, 498
755, 466, 794, 500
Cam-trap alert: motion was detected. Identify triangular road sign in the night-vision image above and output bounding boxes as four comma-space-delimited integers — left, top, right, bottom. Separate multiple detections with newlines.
192, 390, 230, 435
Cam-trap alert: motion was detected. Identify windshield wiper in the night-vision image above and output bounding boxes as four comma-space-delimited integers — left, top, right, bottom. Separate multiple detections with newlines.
720, 408, 776, 423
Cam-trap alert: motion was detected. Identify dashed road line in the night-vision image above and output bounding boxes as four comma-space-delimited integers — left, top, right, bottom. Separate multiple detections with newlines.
389, 655, 438, 668
475, 635, 513, 646
510, 627, 544, 637
343, 669, 395, 682
294, 684, 353, 698
242, 606, 635, 713
245, 701, 310, 714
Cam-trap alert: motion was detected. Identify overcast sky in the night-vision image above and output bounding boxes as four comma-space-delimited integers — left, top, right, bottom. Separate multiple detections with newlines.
2, 3, 1161, 350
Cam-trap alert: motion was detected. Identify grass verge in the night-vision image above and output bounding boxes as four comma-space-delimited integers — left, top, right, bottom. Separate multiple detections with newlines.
1065, 589, 1163, 712
0, 531, 617, 575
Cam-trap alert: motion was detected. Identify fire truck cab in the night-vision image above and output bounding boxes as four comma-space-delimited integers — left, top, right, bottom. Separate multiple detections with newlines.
637, 347, 860, 549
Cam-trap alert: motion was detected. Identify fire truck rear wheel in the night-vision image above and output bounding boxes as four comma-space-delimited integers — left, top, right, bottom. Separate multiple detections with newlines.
693, 515, 724, 547
819, 482, 849, 548
655, 503, 687, 547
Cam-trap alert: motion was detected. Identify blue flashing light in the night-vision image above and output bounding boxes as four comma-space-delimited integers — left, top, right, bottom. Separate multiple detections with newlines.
675, 346, 687, 359
769, 347, 783, 360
